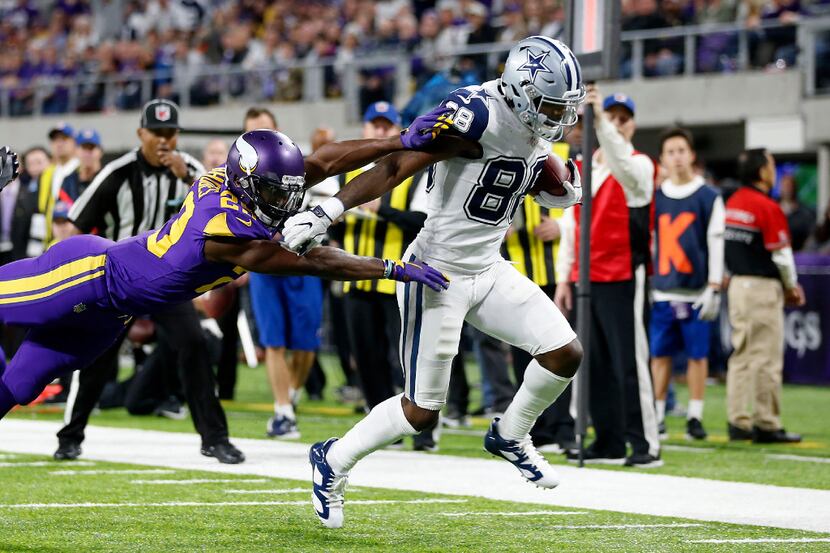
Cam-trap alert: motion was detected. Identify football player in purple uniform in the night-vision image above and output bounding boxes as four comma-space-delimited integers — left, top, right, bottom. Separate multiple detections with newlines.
0, 121, 451, 420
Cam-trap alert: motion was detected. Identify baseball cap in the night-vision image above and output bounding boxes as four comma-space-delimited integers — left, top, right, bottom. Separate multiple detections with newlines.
75, 128, 101, 148
140, 99, 180, 130
363, 102, 401, 126
603, 93, 636, 116
48, 122, 75, 140
363, 101, 401, 126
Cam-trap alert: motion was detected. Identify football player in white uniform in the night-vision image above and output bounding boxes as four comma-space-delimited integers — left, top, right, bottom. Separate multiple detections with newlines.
283, 36, 586, 529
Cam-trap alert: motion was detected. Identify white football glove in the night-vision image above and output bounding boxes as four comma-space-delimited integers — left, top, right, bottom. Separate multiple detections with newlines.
281, 197, 344, 255
534, 159, 582, 209
693, 286, 721, 321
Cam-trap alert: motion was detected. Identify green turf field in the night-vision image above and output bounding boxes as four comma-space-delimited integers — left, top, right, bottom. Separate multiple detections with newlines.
4, 356, 830, 552
0, 452, 829, 553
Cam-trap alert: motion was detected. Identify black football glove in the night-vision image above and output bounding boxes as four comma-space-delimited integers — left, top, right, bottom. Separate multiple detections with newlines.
0, 146, 20, 192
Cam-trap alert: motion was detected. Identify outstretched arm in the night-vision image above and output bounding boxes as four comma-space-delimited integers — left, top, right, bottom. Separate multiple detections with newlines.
203, 238, 449, 291
303, 137, 404, 188
303, 105, 454, 187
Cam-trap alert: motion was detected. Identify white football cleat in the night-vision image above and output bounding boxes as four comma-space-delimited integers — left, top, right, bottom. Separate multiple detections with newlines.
309, 438, 348, 528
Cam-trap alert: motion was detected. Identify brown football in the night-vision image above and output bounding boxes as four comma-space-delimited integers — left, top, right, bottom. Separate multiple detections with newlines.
528, 154, 571, 197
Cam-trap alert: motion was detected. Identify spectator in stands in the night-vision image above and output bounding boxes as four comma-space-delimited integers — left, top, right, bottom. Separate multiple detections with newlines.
778, 172, 815, 251
649, 128, 725, 442
556, 88, 662, 467
813, 203, 830, 253
724, 147, 804, 444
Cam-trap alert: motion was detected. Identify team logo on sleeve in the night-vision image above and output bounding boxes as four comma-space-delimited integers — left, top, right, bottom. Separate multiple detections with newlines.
518, 50, 553, 83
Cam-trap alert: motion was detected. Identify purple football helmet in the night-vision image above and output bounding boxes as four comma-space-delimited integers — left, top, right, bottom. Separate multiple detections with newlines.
226, 130, 306, 228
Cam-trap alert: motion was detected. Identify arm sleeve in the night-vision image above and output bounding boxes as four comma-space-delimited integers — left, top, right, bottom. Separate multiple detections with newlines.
595, 116, 654, 207
771, 246, 798, 289
707, 195, 726, 285
555, 207, 576, 284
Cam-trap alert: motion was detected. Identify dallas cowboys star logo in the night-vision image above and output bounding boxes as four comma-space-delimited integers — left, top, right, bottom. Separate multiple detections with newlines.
518, 50, 552, 83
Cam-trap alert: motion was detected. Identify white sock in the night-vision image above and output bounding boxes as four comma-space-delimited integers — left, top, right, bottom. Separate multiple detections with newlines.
289, 387, 298, 403
499, 360, 572, 441
275, 403, 295, 419
655, 400, 666, 423
327, 393, 417, 474
687, 399, 704, 421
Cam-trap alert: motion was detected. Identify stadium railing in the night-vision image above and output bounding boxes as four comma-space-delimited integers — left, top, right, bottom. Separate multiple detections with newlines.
1, 16, 828, 121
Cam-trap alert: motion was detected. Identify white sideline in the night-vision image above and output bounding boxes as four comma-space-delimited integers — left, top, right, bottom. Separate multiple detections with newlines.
1, 419, 829, 532
0, 498, 467, 510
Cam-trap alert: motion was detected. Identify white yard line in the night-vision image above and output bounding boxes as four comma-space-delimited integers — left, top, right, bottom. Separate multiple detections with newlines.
131, 478, 269, 485
0, 498, 466, 510
50, 469, 177, 476
688, 538, 830, 544
224, 487, 310, 494
529, 523, 704, 530
440, 511, 589, 517
661, 445, 710, 453
1, 419, 829, 532
766, 454, 830, 465
0, 454, 19, 459
0, 460, 95, 468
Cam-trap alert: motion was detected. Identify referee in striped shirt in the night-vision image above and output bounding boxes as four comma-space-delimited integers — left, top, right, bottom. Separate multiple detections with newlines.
54, 99, 245, 464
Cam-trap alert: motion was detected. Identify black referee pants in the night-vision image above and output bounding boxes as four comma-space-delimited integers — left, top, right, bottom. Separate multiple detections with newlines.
343, 290, 402, 410
58, 302, 230, 448
583, 267, 660, 457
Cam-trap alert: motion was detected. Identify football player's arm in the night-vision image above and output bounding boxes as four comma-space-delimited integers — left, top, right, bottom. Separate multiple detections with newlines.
335, 136, 476, 210
303, 137, 405, 188
203, 238, 449, 290
303, 105, 454, 187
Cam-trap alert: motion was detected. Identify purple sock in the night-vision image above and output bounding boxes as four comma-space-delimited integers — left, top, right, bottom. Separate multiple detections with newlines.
0, 379, 16, 419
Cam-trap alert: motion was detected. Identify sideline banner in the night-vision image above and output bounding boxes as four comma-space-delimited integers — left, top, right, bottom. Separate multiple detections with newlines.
784, 253, 830, 385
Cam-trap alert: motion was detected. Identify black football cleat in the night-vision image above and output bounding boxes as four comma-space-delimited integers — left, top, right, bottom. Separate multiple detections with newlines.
685, 418, 707, 441
728, 423, 753, 441
54, 441, 82, 461
752, 427, 802, 444
201, 441, 245, 464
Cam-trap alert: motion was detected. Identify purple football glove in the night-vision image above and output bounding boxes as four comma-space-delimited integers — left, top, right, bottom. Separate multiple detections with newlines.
400, 106, 454, 150
383, 258, 450, 292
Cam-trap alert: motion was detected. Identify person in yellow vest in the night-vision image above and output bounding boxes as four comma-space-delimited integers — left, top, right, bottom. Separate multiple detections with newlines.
501, 140, 576, 453
338, 102, 431, 448
32, 123, 79, 252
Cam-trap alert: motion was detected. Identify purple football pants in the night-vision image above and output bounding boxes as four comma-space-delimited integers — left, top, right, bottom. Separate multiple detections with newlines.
0, 235, 127, 418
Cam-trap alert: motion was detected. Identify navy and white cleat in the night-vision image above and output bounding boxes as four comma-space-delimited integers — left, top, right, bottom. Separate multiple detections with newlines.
267, 414, 300, 439
484, 418, 560, 489
309, 438, 348, 529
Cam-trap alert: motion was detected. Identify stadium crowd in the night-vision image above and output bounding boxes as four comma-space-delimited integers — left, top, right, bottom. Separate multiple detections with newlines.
1, 0, 829, 115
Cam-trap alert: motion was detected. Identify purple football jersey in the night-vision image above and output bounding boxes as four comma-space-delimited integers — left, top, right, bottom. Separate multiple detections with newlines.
105, 166, 274, 315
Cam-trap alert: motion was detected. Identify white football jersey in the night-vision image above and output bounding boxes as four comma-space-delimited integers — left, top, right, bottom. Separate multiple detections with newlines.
410, 80, 551, 274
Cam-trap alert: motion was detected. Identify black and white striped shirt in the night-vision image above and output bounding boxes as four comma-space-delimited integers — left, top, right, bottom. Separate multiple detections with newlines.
69, 148, 204, 241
